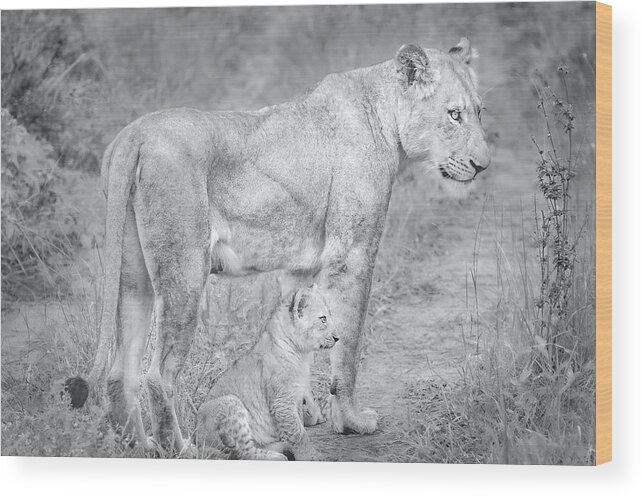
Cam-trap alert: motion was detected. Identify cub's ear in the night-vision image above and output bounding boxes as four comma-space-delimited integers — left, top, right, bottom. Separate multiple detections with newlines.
449, 37, 476, 65
395, 44, 433, 90
289, 287, 310, 320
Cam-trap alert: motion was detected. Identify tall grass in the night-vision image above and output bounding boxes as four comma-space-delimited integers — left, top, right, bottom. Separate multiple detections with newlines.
402, 67, 596, 465
1, 260, 279, 457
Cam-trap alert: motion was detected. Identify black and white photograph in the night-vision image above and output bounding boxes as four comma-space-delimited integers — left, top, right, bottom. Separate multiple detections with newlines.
1, 1, 602, 465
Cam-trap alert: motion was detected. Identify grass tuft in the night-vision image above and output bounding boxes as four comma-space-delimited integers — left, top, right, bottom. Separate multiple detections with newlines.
400, 66, 596, 465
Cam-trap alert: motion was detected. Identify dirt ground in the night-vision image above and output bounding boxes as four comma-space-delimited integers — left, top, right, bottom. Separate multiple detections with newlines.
308, 176, 507, 462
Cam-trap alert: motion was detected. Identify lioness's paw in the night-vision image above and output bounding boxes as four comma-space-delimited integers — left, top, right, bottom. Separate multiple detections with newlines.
178, 439, 198, 458
330, 396, 378, 435
143, 436, 156, 451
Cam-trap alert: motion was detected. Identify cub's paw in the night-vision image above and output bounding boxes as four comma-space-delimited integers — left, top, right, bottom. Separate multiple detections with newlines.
264, 450, 289, 461
264, 442, 296, 461
303, 397, 326, 427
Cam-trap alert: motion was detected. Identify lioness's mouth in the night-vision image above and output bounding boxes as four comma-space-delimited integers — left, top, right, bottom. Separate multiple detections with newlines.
439, 165, 474, 184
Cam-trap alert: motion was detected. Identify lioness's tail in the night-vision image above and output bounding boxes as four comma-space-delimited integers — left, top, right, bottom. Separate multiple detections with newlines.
67, 135, 141, 407
197, 396, 289, 461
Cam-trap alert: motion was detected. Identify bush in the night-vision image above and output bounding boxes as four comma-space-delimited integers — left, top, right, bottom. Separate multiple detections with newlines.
1, 11, 104, 172
1, 109, 81, 300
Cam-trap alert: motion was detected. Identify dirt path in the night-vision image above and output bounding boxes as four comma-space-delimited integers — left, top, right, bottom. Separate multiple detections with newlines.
310, 300, 467, 462
309, 191, 500, 462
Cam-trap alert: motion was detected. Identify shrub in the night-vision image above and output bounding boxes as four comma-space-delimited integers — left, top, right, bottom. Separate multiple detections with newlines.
1, 10, 104, 172
1, 109, 81, 300
531, 67, 594, 371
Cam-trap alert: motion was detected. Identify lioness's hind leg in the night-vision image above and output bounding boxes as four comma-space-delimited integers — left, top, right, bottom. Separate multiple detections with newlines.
197, 395, 287, 461
133, 159, 210, 454
106, 200, 153, 449
145, 266, 206, 454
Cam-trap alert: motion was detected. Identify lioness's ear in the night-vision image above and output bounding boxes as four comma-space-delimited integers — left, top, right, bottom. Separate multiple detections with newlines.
395, 44, 432, 90
289, 288, 310, 320
449, 37, 476, 65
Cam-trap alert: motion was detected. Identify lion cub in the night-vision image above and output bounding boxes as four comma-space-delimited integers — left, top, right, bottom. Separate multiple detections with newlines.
196, 285, 336, 461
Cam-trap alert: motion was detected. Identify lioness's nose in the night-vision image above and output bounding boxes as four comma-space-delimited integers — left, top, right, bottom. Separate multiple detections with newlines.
333, 336, 339, 342
470, 159, 489, 176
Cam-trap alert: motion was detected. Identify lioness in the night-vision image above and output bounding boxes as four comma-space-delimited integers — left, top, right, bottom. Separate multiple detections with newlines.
73, 38, 490, 453
196, 285, 335, 461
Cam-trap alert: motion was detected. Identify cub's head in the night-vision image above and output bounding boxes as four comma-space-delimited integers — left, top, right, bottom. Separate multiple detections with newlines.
394, 38, 491, 195
287, 285, 337, 352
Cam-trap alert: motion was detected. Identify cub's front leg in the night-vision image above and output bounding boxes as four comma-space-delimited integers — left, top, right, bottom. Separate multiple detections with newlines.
302, 389, 326, 427
269, 389, 323, 461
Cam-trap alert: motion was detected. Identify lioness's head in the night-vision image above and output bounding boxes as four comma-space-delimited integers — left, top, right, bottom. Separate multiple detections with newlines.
394, 38, 491, 194
286, 285, 337, 351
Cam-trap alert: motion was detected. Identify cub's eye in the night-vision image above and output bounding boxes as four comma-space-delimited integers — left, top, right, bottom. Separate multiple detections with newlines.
448, 109, 462, 122
319, 316, 327, 324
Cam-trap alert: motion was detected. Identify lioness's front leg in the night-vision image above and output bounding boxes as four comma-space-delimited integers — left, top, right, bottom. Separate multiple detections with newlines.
317, 245, 379, 435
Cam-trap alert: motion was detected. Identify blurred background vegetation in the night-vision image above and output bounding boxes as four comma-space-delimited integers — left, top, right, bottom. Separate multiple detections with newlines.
1, 4, 595, 301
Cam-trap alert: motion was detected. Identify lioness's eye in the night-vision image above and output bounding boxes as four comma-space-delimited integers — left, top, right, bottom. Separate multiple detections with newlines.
319, 316, 327, 324
448, 109, 461, 122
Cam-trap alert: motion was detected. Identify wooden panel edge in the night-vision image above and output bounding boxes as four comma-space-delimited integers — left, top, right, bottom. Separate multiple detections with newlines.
595, 1, 612, 465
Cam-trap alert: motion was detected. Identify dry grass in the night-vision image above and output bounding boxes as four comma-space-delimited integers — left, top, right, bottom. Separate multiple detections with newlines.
398, 69, 596, 466
1, 266, 278, 457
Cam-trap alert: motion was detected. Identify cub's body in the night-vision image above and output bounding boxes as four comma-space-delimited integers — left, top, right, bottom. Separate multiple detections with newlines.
196, 286, 335, 460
